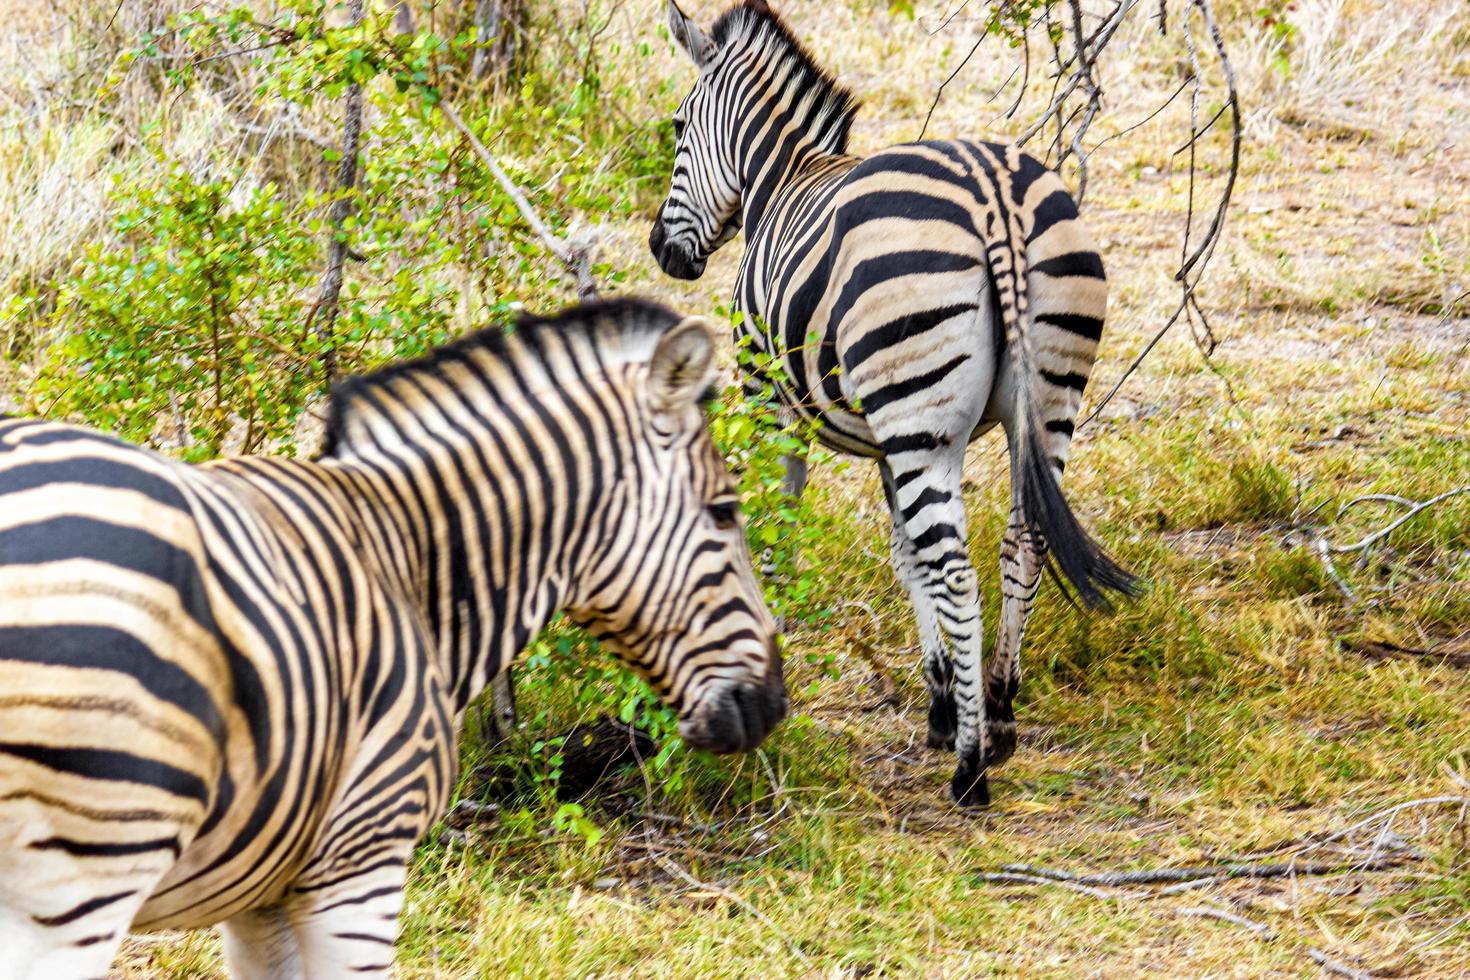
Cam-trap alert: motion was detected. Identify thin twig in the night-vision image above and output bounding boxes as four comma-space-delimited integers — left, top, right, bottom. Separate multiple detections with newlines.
1327, 486, 1470, 555
1072, 0, 1242, 428
1179, 905, 1273, 936
1307, 948, 1377, 980
919, 29, 986, 141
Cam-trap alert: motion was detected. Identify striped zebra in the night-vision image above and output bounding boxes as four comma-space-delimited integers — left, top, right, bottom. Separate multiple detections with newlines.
651, 0, 1136, 807
0, 298, 784, 978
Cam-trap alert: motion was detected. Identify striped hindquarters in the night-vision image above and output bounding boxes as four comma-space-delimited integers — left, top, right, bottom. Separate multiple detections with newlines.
1009, 147, 1108, 476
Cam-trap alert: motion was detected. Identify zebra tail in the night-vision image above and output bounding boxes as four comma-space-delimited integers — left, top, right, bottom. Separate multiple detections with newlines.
1015, 416, 1138, 610
988, 194, 1138, 611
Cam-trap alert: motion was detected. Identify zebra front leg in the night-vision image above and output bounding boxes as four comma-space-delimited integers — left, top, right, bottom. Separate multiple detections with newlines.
286, 861, 408, 979
986, 505, 1046, 769
879, 461, 954, 750
221, 905, 303, 980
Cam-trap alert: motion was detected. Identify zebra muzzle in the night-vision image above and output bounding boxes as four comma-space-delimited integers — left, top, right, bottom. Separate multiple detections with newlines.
648, 220, 707, 281
679, 642, 787, 754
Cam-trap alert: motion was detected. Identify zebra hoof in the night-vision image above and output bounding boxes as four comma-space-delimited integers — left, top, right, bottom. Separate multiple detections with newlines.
926, 727, 956, 751
984, 720, 1017, 769
926, 692, 957, 751
950, 759, 990, 809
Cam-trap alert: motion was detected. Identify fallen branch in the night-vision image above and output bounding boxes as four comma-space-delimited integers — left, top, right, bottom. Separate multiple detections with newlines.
1183, 905, 1378, 980
972, 870, 1144, 901
655, 856, 808, 963
995, 855, 1406, 887
1179, 904, 1272, 936
1327, 486, 1470, 556
1340, 637, 1470, 671
1308, 948, 1377, 980
977, 864, 1387, 978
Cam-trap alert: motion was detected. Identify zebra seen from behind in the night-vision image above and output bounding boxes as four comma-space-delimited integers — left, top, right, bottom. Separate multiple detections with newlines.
651, 0, 1136, 807
0, 298, 785, 979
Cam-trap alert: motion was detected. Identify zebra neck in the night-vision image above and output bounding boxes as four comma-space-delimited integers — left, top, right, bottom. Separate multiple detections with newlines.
741, 145, 853, 239
319, 370, 612, 714
717, 7, 858, 234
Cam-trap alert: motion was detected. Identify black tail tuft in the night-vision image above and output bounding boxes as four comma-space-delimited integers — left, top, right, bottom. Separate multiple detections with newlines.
1018, 423, 1139, 611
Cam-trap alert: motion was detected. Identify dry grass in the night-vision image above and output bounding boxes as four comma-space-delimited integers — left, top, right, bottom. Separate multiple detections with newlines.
2, 0, 1467, 977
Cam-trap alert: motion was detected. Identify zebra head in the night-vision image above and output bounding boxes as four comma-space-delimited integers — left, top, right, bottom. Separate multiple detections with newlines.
567, 312, 786, 754
648, 0, 749, 280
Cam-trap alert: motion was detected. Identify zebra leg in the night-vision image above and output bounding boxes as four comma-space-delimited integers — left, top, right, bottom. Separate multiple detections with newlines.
0, 878, 160, 980
880, 453, 990, 807
878, 460, 954, 750
287, 862, 408, 978
985, 502, 1046, 769
221, 905, 303, 980
0, 814, 177, 980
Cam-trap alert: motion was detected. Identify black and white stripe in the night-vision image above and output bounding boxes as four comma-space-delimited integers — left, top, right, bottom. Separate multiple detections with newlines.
0, 298, 784, 977
651, 0, 1135, 807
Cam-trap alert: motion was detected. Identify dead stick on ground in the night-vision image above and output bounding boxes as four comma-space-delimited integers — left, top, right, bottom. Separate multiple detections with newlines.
972, 871, 1145, 902
996, 855, 1405, 887
1182, 906, 1376, 979
1179, 905, 1272, 936
1308, 948, 1377, 980
1327, 486, 1470, 555
981, 868, 1381, 978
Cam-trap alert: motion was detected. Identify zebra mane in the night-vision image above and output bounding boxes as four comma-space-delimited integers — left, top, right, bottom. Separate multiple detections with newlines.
319, 297, 683, 458
711, 1, 860, 155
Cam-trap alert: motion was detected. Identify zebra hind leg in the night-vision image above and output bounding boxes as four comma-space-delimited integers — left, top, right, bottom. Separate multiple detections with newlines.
879, 461, 954, 750
0, 876, 161, 980
220, 905, 303, 980
879, 457, 990, 807
985, 502, 1046, 769
287, 861, 408, 978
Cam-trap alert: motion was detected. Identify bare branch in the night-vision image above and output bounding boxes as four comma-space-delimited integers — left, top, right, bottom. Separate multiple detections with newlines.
655, 856, 809, 962
1307, 949, 1378, 980
437, 99, 600, 300
1178, 905, 1274, 936
1327, 486, 1470, 555
920, 29, 987, 141
995, 855, 1407, 887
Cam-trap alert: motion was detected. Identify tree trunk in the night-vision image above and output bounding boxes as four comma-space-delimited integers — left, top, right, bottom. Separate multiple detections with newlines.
314, 0, 365, 382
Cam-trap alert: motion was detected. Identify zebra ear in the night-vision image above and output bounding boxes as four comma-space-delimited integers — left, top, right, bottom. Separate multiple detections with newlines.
648, 316, 719, 416
667, 0, 718, 70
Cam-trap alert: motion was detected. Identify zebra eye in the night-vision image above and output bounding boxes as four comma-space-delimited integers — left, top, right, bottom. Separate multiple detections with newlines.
707, 499, 740, 530
672, 118, 686, 140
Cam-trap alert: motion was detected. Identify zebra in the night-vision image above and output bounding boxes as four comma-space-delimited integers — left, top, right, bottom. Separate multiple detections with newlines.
650, 0, 1136, 807
0, 298, 785, 978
